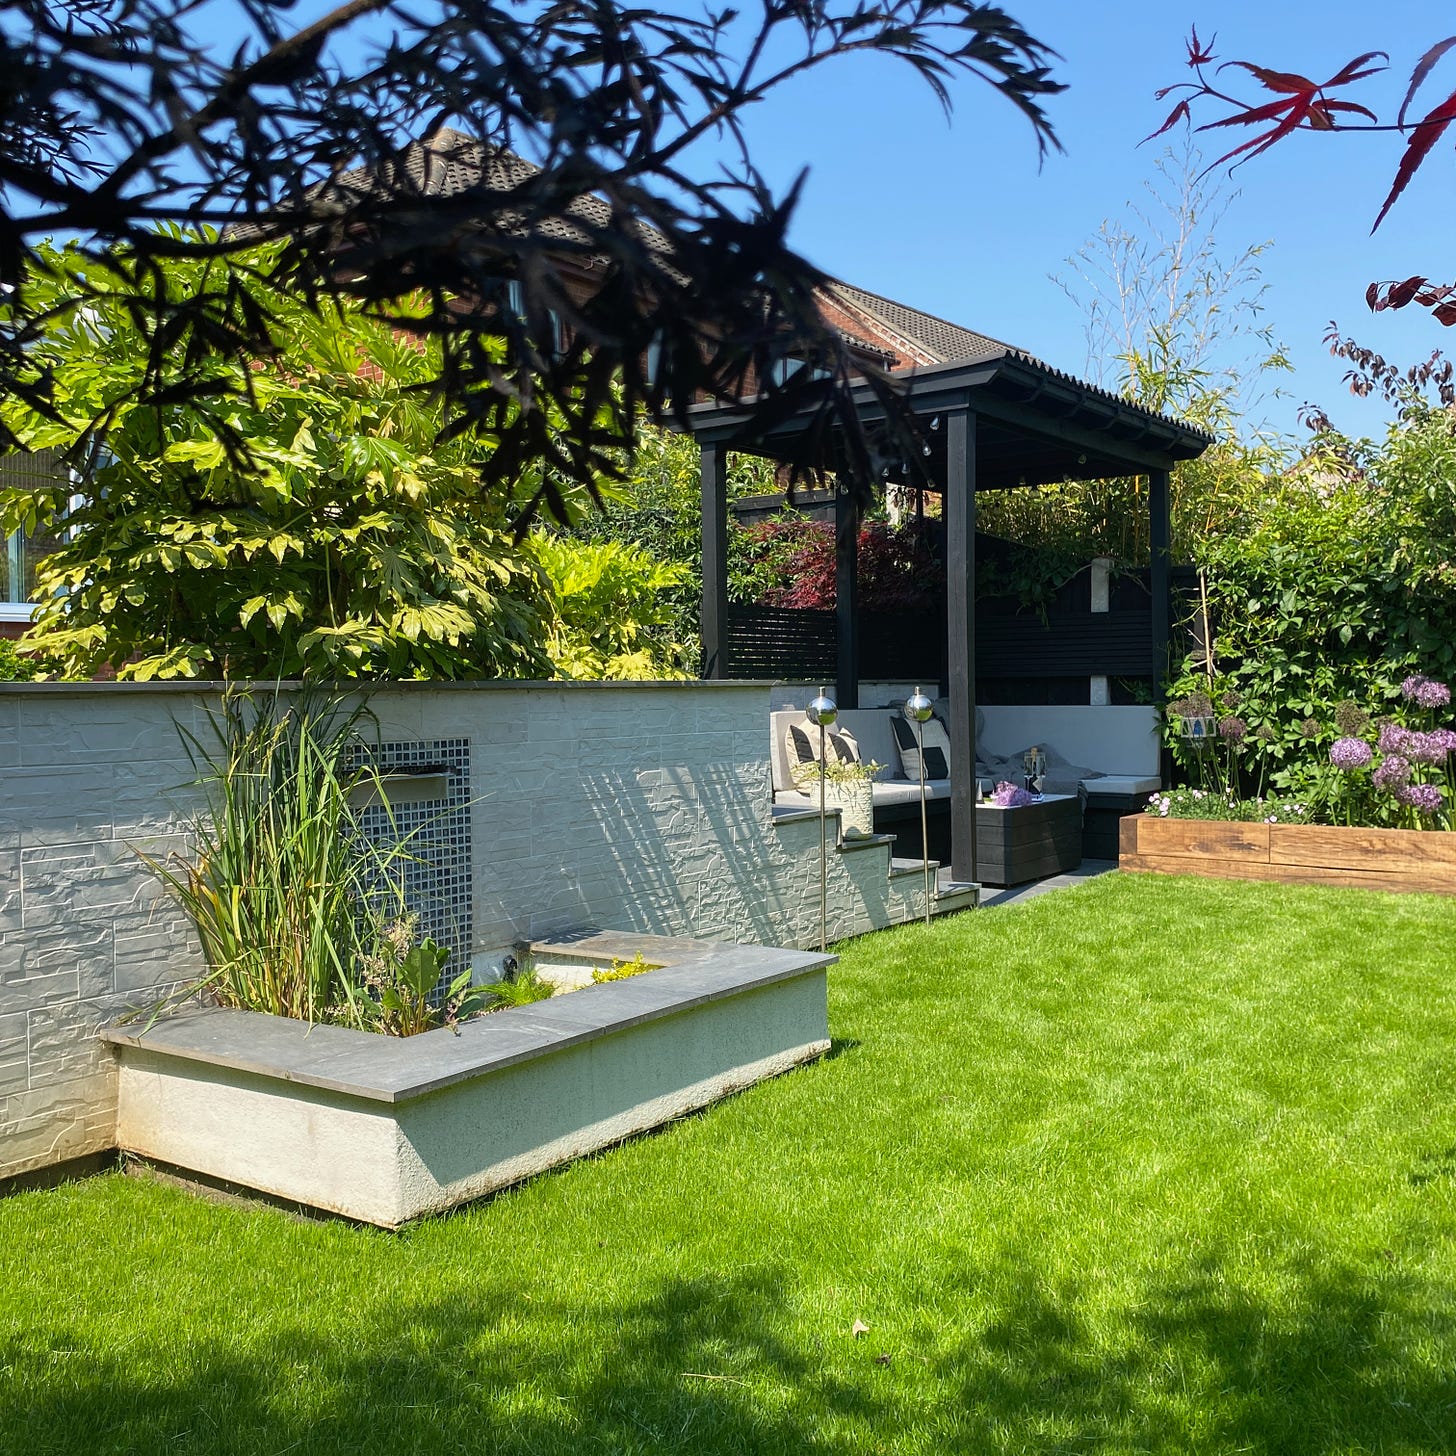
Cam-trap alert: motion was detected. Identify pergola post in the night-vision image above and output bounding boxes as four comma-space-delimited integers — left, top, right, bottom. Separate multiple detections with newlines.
1149, 468, 1172, 705
945, 410, 978, 886
835, 484, 860, 708
700, 440, 729, 679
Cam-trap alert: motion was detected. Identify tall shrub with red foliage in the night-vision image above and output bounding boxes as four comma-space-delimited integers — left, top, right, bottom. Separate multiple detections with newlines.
749, 519, 944, 612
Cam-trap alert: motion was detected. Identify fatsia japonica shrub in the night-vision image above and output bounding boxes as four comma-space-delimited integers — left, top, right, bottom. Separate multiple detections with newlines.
1, 240, 563, 681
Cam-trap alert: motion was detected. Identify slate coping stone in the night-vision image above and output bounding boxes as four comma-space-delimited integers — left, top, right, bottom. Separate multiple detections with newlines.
102, 942, 835, 1105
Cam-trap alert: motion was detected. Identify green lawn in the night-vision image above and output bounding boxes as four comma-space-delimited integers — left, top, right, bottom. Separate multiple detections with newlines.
5, 873, 1456, 1455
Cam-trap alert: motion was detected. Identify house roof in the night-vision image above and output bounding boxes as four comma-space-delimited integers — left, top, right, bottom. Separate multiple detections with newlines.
317, 134, 1008, 361
822, 281, 1012, 368
317, 128, 669, 260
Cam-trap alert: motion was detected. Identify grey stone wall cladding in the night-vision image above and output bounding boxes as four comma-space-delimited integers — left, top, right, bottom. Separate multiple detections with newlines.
1, 681, 935, 1181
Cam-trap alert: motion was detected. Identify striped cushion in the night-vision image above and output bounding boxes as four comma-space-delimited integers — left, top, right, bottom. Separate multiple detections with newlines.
891, 714, 951, 781
785, 722, 860, 784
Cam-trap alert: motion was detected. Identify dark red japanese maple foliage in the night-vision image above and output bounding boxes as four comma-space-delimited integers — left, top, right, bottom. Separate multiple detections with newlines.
1151, 27, 1456, 325
752, 519, 945, 612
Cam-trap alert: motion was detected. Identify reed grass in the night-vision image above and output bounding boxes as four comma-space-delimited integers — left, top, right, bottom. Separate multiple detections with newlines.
144, 687, 405, 1028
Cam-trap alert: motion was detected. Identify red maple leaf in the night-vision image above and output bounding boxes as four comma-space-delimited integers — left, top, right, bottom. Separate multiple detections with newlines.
1366, 276, 1456, 325
1186, 26, 1216, 68
1373, 36, 1456, 229
1198, 52, 1384, 171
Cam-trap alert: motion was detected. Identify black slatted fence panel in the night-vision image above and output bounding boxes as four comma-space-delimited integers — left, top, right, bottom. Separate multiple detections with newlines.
977, 610, 1154, 676
859, 610, 945, 681
724, 605, 836, 679
724, 605, 1156, 680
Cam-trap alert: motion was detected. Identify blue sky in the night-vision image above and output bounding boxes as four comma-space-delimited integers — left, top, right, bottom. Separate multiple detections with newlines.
712, 0, 1454, 444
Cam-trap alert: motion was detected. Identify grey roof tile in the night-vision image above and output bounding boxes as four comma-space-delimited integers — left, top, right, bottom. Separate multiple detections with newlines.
826, 280, 1020, 365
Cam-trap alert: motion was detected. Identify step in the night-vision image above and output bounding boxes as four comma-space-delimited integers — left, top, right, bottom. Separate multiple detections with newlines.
889, 857, 981, 913
528, 930, 717, 969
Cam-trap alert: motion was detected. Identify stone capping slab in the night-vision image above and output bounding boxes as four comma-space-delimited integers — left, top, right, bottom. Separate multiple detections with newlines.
835, 833, 898, 853
527, 929, 720, 965
0, 677, 777, 698
101, 944, 836, 1105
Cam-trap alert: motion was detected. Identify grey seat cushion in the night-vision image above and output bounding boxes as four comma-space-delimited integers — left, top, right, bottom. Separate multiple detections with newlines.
775, 779, 952, 813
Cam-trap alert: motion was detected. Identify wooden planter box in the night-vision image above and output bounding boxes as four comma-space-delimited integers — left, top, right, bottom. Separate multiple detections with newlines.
1120, 815, 1456, 895
102, 942, 831, 1227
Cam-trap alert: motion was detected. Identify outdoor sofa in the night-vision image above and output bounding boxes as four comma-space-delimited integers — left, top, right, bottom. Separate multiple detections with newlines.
769, 703, 1162, 862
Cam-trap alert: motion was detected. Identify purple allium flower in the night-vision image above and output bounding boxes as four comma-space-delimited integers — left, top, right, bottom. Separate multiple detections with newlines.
1373, 755, 1413, 792
1396, 781, 1445, 815
1219, 715, 1248, 743
1402, 729, 1456, 765
1329, 737, 1373, 771
1378, 722, 1416, 758
1220, 688, 1244, 711
1170, 691, 1214, 719
1428, 728, 1456, 757
1402, 674, 1452, 709
1300, 717, 1322, 740
991, 781, 1034, 808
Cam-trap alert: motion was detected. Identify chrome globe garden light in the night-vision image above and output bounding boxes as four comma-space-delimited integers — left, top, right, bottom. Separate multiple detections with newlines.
904, 687, 934, 925
807, 688, 838, 952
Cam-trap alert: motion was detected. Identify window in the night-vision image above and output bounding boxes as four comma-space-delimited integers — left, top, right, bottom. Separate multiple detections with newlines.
1, 449, 71, 621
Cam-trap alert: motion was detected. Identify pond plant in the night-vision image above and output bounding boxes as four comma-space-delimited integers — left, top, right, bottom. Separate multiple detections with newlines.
143, 688, 497, 1036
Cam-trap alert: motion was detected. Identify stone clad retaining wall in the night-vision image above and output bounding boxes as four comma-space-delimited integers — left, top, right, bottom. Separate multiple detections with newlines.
1, 680, 931, 1182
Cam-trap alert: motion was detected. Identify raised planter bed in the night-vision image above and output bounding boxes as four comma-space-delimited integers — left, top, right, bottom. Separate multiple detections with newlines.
1120, 815, 1456, 895
102, 941, 832, 1227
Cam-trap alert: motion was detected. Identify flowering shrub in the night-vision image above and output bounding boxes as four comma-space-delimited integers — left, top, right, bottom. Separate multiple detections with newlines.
1164, 669, 1455, 830
1145, 789, 1311, 824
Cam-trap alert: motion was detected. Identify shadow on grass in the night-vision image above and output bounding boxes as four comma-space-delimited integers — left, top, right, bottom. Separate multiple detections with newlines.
5, 1251, 1455, 1455
934, 1256, 1456, 1453
1410, 1146, 1456, 1187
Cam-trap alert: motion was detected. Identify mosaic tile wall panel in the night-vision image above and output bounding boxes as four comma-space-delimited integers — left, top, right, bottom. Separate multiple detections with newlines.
352, 738, 472, 1003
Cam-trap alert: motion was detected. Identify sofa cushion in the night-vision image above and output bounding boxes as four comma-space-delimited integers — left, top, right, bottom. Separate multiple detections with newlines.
771, 709, 897, 790
890, 714, 950, 781
775, 779, 952, 814
783, 719, 860, 787
1084, 774, 1160, 797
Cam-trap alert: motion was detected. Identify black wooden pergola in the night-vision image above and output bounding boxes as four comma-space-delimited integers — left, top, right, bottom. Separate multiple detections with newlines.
686, 352, 1213, 885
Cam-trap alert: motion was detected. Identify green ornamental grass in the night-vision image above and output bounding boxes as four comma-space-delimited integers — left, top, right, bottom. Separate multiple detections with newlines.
144, 688, 432, 1031
148, 688, 550, 1035
4, 873, 1456, 1453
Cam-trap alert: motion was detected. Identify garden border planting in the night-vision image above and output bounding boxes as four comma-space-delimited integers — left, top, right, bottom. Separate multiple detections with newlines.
1120, 815, 1456, 895
102, 941, 833, 1227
